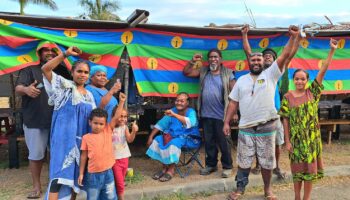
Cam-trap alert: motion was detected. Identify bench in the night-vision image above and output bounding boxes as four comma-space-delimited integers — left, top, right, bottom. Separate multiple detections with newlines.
319, 119, 350, 145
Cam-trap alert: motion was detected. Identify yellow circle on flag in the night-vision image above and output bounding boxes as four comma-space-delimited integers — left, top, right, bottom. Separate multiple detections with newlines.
0, 19, 13, 25
338, 39, 346, 49
318, 59, 325, 69
171, 36, 183, 48
335, 80, 343, 91
300, 38, 309, 48
147, 58, 158, 70
121, 31, 133, 44
136, 83, 142, 94
259, 38, 269, 48
89, 54, 102, 63
193, 61, 203, 69
64, 30, 78, 38
217, 39, 228, 50
17, 55, 33, 64
235, 60, 245, 71
168, 82, 179, 94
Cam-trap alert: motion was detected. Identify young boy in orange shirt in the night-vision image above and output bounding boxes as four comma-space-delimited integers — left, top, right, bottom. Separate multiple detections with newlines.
78, 93, 126, 200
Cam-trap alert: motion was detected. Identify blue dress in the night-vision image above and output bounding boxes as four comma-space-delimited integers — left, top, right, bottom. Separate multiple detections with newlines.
43, 72, 96, 199
85, 85, 118, 122
146, 107, 200, 164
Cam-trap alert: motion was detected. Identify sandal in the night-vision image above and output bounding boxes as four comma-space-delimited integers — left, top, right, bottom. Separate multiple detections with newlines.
265, 194, 278, 200
159, 173, 173, 182
227, 191, 243, 200
273, 168, 286, 180
152, 170, 165, 180
27, 190, 42, 199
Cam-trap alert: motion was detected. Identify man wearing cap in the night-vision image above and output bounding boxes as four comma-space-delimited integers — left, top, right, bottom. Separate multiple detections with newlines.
240, 25, 299, 179
15, 43, 70, 199
223, 26, 300, 200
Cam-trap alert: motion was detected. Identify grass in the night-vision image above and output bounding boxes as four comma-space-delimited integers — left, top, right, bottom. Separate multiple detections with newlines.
125, 170, 144, 185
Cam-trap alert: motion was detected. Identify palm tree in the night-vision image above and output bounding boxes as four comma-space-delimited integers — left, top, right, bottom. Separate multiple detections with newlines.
12, 0, 58, 15
79, 0, 120, 21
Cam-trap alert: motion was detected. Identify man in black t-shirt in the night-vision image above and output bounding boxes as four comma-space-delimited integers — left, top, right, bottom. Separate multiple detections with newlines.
15, 44, 70, 199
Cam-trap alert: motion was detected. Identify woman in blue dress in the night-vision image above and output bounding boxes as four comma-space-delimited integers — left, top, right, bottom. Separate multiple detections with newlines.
85, 65, 121, 122
42, 47, 96, 200
146, 92, 201, 182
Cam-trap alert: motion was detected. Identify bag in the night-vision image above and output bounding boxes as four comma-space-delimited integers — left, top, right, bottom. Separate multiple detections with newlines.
163, 133, 172, 146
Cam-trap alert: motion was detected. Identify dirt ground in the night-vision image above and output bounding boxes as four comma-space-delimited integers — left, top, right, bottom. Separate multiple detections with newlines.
0, 126, 350, 200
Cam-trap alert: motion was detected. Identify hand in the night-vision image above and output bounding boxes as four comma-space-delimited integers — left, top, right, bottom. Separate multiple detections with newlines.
146, 137, 153, 147
78, 174, 84, 186
119, 92, 126, 102
25, 80, 41, 98
223, 122, 231, 136
131, 121, 139, 133
285, 141, 293, 153
330, 38, 338, 50
65, 46, 82, 57
233, 114, 239, 123
164, 109, 175, 117
110, 81, 121, 94
192, 53, 202, 62
241, 24, 249, 35
288, 25, 299, 38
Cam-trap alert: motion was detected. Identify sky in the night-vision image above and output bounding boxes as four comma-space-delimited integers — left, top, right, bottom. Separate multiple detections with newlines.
1, 0, 350, 28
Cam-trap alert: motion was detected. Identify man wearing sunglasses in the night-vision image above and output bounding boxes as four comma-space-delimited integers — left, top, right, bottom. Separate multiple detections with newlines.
183, 49, 235, 178
223, 26, 300, 200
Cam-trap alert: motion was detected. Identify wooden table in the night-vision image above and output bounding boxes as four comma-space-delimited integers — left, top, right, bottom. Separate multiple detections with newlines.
319, 119, 350, 145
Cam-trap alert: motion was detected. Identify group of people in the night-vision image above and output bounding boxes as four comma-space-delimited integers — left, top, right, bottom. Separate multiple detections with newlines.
15, 24, 338, 200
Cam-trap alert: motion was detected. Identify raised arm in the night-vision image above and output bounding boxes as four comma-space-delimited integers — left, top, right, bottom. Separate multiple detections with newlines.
183, 53, 202, 77
99, 81, 121, 109
109, 92, 126, 129
223, 100, 239, 136
164, 109, 187, 125
41, 47, 81, 83
316, 39, 338, 84
241, 24, 252, 60
275, 25, 299, 72
284, 33, 302, 69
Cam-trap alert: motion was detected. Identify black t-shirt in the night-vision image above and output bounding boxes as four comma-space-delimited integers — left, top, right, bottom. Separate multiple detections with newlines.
16, 64, 53, 128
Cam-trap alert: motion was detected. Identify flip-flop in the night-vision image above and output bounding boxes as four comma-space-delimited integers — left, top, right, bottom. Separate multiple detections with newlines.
27, 190, 42, 199
152, 170, 165, 180
265, 193, 278, 200
273, 168, 287, 180
159, 173, 173, 182
227, 191, 243, 200
251, 166, 261, 175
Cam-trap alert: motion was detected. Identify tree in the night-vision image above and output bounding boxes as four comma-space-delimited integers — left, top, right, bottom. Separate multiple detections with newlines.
12, 0, 58, 15
79, 0, 120, 21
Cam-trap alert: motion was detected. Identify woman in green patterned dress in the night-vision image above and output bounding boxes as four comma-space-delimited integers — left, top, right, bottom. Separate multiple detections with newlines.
279, 39, 338, 200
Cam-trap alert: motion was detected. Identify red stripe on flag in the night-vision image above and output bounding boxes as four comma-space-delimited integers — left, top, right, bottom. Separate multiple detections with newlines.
140, 92, 199, 97
0, 61, 40, 75
290, 58, 350, 70
79, 53, 120, 68
0, 36, 38, 48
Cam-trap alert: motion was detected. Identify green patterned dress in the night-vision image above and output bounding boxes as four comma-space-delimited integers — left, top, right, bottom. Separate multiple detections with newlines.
279, 80, 324, 182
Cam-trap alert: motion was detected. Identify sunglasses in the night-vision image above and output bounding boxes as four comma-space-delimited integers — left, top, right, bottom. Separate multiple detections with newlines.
249, 52, 263, 57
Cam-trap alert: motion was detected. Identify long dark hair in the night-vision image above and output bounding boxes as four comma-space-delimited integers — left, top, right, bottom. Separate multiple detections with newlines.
293, 69, 309, 79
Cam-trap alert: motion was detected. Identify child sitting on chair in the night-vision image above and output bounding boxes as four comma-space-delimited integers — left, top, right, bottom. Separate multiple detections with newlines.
78, 93, 126, 200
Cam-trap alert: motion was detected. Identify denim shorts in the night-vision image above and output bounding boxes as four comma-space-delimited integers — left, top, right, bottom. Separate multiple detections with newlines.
86, 169, 117, 200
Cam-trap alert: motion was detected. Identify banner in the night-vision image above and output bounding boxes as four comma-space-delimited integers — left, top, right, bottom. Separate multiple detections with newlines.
0, 19, 125, 78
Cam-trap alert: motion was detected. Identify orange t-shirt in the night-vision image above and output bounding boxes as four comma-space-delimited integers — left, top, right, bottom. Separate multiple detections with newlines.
81, 125, 115, 173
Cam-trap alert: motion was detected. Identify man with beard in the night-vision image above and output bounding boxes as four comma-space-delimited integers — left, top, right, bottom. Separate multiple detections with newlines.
183, 49, 235, 178
15, 43, 70, 199
223, 26, 300, 200
241, 25, 301, 179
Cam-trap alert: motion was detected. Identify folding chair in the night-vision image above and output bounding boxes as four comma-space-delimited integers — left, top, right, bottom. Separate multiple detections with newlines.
175, 135, 204, 178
